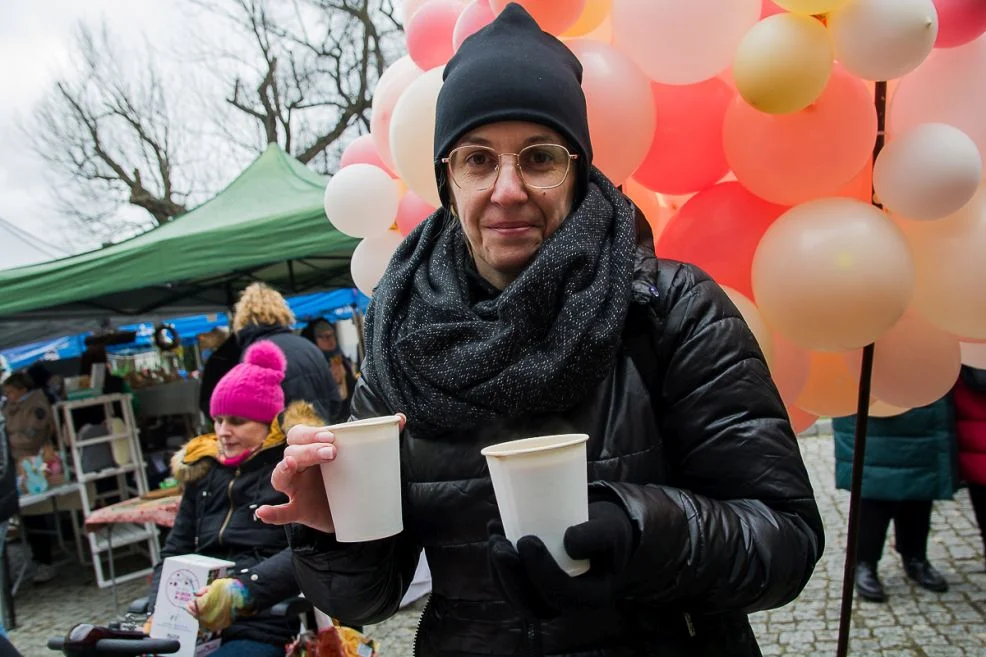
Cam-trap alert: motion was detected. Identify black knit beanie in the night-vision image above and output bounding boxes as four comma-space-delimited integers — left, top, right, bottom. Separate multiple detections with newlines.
433, 3, 592, 207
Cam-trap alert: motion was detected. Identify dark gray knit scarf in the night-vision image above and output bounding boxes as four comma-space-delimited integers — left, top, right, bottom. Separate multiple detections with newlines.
363, 168, 635, 433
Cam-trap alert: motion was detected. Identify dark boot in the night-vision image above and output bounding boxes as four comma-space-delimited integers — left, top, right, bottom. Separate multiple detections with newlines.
902, 558, 949, 592
855, 562, 887, 602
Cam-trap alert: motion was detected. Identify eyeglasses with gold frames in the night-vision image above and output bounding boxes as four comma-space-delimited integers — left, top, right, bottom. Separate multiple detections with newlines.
442, 143, 578, 191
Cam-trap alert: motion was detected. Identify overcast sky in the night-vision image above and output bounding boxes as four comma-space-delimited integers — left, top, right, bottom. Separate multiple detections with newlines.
0, 2, 187, 260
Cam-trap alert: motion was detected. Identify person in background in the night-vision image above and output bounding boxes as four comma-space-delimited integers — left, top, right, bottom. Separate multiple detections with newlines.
302, 319, 358, 420
951, 365, 986, 570
229, 283, 342, 423
834, 398, 955, 602
0, 417, 20, 637
258, 6, 824, 655
148, 341, 309, 657
26, 363, 59, 405
1, 371, 58, 583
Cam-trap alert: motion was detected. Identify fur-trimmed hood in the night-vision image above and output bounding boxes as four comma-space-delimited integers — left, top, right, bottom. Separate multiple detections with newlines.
171, 400, 324, 483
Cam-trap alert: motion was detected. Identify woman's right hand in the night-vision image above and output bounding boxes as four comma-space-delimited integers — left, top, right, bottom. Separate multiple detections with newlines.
256, 424, 338, 533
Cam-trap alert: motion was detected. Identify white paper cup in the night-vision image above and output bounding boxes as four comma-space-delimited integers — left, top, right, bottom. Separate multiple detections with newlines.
481, 434, 590, 577
319, 415, 403, 542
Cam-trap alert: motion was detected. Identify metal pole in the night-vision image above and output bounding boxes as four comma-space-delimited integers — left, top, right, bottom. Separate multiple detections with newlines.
835, 79, 888, 657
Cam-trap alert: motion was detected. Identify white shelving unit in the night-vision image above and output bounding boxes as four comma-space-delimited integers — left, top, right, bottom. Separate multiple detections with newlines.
52, 393, 161, 589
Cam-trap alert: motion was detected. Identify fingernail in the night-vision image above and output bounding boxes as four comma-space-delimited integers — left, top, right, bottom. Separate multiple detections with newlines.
315, 431, 334, 442
318, 445, 335, 459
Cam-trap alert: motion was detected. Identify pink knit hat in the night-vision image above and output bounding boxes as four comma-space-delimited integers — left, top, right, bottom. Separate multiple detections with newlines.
210, 341, 286, 424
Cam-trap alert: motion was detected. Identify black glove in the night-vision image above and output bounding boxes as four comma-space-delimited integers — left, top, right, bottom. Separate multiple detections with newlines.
487, 500, 636, 618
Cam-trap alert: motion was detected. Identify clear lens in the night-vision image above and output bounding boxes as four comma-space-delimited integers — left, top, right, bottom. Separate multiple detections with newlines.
447, 144, 572, 190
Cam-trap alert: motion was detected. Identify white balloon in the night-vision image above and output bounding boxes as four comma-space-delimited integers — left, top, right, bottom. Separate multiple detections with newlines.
323, 164, 400, 238
350, 230, 405, 297
390, 67, 445, 208
828, 0, 938, 81
960, 342, 986, 369
874, 123, 983, 220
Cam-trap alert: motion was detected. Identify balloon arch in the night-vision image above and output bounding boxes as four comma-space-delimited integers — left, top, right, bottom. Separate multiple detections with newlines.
322, 1, 986, 653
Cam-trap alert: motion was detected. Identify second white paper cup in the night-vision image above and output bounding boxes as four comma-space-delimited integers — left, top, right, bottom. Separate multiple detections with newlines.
319, 415, 403, 542
481, 433, 590, 577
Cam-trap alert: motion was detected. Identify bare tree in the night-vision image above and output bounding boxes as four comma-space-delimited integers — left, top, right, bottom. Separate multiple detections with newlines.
26, 0, 404, 243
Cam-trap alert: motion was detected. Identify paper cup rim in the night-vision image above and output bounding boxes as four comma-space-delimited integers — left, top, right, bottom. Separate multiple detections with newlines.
480, 433, 589, 458
325, 415, 402, 432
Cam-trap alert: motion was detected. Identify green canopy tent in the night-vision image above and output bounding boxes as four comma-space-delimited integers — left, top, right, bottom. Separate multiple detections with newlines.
0, 145, 358, 349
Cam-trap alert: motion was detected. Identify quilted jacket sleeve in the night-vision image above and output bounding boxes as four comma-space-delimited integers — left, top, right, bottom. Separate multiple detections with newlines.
289, 377, 422, 626
600, 261, 824, 613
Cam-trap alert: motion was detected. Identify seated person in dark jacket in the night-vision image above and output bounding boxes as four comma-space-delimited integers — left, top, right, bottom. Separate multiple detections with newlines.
147, 341, 315, 657
257, 7, 825, 657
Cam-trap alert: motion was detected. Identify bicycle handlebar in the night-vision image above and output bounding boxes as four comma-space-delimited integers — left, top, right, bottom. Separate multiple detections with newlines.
47, 636, 181, 656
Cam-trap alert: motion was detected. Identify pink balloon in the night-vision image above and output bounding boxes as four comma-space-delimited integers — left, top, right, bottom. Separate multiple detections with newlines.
933, 0, 986, 48
723, 66, 877, 206
633, 78, 734, 195
371, 57, 423, 171
453, 0, 495, 51
567, 39, 656, 185
406, 0, 462, 70
340, 135, 397, 178
761, 0, 786, 17
396, 191, 437, 236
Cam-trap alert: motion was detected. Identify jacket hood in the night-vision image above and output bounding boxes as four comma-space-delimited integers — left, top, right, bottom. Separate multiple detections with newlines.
171, 400, 324, 483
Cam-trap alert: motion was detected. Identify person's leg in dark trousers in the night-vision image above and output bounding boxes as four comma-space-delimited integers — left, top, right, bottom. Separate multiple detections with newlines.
894, 499, 948, 592
855, 498, 894, 601
21, 515, 52, 565
968, 484, 986, 563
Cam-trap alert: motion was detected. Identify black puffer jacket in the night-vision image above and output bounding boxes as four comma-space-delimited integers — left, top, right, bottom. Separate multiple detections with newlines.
290, 253, 824, 656
150, 402, 322, 646
237, 324, 343, 423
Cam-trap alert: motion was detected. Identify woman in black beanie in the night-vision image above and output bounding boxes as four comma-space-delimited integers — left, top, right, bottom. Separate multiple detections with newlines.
261, 5, 823, 656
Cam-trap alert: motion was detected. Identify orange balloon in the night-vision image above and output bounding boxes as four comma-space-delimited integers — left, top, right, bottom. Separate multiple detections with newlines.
896, 186, 986, 340
657, 182, 788, 299
787, 405, 819, 433
869, 399, 910, 417
490, 0, 586, 34
623, 178, 671, 245
568, 39, 656, 185
752, 198, 915, 351
561, 0, 612, 36
771, 332, 811, 405
723, 66, 877, 206
796, 351, 862, 417
843, 312, 961, 409
835, 161, 873, 204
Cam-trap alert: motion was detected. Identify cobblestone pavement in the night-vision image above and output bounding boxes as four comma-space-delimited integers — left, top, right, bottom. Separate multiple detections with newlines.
8, 431, 986, 657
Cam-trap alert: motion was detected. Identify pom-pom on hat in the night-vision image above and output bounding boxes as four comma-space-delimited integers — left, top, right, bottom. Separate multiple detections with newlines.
210, 340, 286, 424
433, 3, 592, 207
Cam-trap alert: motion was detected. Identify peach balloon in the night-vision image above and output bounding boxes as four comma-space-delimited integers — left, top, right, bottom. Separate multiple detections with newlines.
722, 287, 775, 367
828, 0, 938, 81
787, 405, 819, 433
732, 13, 834, 115
773, 0, 848, 13
561, 0, 611, 37
796, 351, 862, 418
612, 0, 761, 85
869, 400, 910, 417
389, 67, 445, 208
896, 186, 986, 339
371, 57, 423, 171
889, 34, 986, 170
340, 135, 397, 178
656, 182, 788, 299
933, 0, 986, 48
843, 313, 962, 408
567, 39, 655, 185
960, 341, 986, 368
453, 0, 494, 50
752, 198, 915, 351
489, 0, 585, 34
771, 331, 811, 404
406, 0, 462, 70
351, 230, 405, 297
873, 123, 982, 221
724, 67, 877, 206
623, 178, 671, 245
633, 78, 734, 195
396, 191, 436, 236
